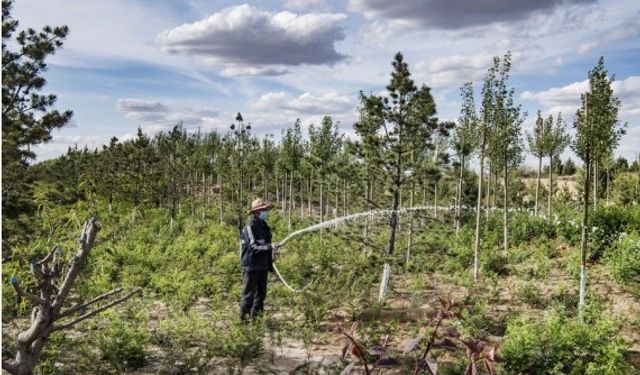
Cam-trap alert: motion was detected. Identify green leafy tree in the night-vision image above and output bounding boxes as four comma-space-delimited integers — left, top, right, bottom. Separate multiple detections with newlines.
545, 113, 570, 215
308, 116, 343, 222
526, 111, 548, 217
572, 56, 625, 319
473, 59, 497, 281
453, 83, 479, 233
487, 51, 524, 254
354, 52, 444, 301
2, 0, 72, 249
279, 119, 305, 228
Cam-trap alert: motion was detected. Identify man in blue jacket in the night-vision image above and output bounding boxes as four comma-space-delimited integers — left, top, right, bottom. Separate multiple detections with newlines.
240, 198, 281, 321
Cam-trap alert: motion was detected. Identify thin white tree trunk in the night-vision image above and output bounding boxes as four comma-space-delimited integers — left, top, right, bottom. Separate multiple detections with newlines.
548, 154, 553, 216
288, 171, 293, 228
503, 163, 509, 255
473, 151, 485, 281
378, 263, 391, 302
455, 155, 465, 234
579, 160, 591, 321
534, 156, 541, 217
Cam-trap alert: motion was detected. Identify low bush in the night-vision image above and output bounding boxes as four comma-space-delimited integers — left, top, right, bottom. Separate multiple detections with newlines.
590, 206, 640, 260
502, 306, 632, 374
605, 233, 640, 292
96, 308, 149, 373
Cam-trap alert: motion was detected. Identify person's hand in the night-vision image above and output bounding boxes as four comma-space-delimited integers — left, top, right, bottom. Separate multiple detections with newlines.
272, 242, 281, 250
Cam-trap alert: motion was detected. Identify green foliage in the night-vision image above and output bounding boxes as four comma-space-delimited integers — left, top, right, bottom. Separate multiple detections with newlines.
605, 233, 640, 291
612, 172, 640, 206
154, 310, 218, 374
215, 319, 265, 367
502, 306, 632, 374
2, 0, 73, 248
590, 206, 640, 260
96, 308, 149, 373
508, 212, 557, 245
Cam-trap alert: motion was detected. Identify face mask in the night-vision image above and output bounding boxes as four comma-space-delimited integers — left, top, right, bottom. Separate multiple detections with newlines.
259, 211, 268, 220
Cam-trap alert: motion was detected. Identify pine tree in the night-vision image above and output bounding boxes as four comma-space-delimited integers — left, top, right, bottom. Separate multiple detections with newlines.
355, 52, 444, 301
2, 0, 72, 249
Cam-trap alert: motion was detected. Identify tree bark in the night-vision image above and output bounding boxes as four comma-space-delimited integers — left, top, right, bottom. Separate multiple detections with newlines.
534, 156, 541, 217
288, 171, 293, 229
579, 159, 591, 321
606, 169, 610, 206
503, 161, 509, 255
593, 161, 599, 209
548, 154, 554, 216
320, 176, 324, 223
473, 151, 485, 281
455, 154, 465, 234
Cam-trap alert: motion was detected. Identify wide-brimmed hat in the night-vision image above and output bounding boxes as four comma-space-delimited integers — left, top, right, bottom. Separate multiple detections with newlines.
249, 198, 273, 213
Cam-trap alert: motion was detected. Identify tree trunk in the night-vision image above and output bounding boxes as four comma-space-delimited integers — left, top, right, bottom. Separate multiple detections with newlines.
593, 161, 599, 209
548, 154, 554, 216
334, 178, 339, 218
406, 178, 415, 269
503, 162, 509, 255
380, 151, 402, 301
288, 171, 293, 228
218, 175, 223, 223
342, 178, 347, 217
262, 170, 267, 201
455, 154, 465, 234
364, 176, 370, 254
485, 161, 491, 221
379, 184, 399, 302
320, 177, 324, 223
308, 172, 312, 218
534, 156, 541, 217
473, 151, 485, 281
606, 169, 610, 206
433, 180, 438, 219
276, 172, 280, 204
579, 159, 591, 321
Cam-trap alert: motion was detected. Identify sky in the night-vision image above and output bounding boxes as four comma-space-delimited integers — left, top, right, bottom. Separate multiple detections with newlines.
11, 0, 640, 166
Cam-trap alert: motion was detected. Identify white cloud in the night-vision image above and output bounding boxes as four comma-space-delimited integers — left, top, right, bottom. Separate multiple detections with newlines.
415, 52, 526, 87
520, 76, 640, 117
255, 91, 355, 114
220, 65, 290, 77
158, 4, 347, 66
116, 98, 221, 130
578, 13, 640, 54
286, 0, 328, 10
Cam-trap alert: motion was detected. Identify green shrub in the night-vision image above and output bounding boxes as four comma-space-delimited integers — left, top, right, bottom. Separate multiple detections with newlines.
517, 281, 546, 307
214, 318, 265, 367
509, 212, 557, 245
502, 307, 632, 374
154, 310, 217, 374
590, 206, 640, 260
96, 308, 149, 373
605, 233, 640, 291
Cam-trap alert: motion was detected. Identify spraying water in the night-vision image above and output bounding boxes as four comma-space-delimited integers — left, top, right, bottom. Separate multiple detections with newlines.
278, 205, 446, 246
273, 205, 451, 292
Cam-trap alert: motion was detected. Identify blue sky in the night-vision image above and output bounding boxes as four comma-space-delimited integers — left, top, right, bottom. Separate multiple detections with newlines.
12, 0, 640, 165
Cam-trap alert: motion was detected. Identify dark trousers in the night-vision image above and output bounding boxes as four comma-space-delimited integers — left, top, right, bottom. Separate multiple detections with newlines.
240, 271, 268, 321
